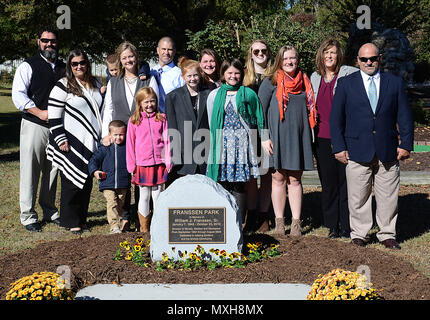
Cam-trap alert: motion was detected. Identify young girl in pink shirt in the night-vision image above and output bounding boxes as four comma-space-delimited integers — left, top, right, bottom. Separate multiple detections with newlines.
126, 86, 171, 233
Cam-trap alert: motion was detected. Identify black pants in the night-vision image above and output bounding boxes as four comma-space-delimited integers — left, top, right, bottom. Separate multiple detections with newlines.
122, 186, 139, 221
314, 137, 350, 232
219, 181, 246, 194
59, 171, 93, 229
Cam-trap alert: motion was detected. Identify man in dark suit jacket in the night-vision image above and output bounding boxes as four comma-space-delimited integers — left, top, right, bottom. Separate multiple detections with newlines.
329, 43, 414, 249
165, 82, 210, 186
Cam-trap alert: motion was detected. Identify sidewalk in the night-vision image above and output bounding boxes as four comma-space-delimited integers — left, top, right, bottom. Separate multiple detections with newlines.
302, 170, 430, 186
75, 283, 311, 300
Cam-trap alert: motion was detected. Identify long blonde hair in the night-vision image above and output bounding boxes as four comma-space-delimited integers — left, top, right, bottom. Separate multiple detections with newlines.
269, 45, 300, 85
243, 40, 272, 87
115, 41, 140, 77
130, 87, 165, 125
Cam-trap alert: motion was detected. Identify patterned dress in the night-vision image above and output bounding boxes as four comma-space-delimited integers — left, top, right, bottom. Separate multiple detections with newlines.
218, 94, 259, 182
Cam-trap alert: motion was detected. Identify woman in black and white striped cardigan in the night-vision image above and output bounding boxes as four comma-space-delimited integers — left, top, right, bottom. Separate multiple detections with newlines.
47, 49, 103, 234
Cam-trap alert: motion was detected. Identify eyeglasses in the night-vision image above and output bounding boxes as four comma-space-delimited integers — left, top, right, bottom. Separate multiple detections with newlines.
253, 49, 267, 56
71, 60, 87, 67
358, 56, 379, 63
39, 38, 57, 44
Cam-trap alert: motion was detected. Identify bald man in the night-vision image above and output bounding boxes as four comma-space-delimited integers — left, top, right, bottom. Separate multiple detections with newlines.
150, 37, 184, 113
329, 43, 414, 249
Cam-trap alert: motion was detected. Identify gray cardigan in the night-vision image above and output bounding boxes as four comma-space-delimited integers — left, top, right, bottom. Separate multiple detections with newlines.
310, 65, 358, 99
110, 75, 154, 125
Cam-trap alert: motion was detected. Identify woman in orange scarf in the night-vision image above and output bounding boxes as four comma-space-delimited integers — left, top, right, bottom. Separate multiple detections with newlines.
258, 46, 316, 236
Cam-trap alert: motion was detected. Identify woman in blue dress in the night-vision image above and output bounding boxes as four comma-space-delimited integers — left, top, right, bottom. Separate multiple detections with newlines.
206, 58, 265, 228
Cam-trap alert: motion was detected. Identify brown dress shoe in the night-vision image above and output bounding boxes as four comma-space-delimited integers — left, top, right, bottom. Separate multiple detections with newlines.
351, 238, 366, 247
381, 239, 401, 250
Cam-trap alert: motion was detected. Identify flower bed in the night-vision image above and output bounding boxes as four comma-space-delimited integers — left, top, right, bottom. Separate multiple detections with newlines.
113, 237, 280, 271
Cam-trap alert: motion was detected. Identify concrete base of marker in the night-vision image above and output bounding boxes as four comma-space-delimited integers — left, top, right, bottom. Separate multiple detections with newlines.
75, 283, 311, 300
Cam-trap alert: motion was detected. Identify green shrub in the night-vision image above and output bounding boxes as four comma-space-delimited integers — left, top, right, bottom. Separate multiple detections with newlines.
411, 100, 430, 125
186, 12, 339, 76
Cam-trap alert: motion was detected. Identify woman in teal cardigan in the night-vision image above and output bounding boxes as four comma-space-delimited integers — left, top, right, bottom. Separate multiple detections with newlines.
206, 58, 265, 230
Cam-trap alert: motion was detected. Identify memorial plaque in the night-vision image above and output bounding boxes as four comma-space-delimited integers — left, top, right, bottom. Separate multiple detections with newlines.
168, 207, 226, 244
150, 174, 243, 262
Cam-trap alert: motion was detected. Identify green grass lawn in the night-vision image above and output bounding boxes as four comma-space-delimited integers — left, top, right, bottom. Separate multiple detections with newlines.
0, 88, 20, 153
0, 88, 429, 279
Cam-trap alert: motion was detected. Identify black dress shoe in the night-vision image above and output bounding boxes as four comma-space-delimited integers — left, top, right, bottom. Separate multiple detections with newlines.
339, 230, 351, 239
328, 228, 340, 239
43, 218, 61, 225
381, 239, 401, 250
351, 238, 366, 247
25, 223, 41, 232
51, 218, 61, 225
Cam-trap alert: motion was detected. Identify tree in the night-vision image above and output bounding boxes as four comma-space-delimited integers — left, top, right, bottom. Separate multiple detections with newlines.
211, 0, 286, 21
407, 0, 430, 64
185, 20, 242, 60
186, 11, 338, 75
0, 0, 223, 63
242, 11, 338, 75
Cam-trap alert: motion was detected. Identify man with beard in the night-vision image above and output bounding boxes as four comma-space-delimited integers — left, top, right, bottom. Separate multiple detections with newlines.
12, 27, 66, 232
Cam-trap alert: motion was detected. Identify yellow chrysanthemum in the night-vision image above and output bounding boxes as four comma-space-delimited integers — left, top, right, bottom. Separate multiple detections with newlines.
306, 269, 382, 300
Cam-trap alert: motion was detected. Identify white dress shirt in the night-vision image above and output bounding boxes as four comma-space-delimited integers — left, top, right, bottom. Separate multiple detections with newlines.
12, 54, 56, 111
360, 69, 381, 101
150, 61, 185, 112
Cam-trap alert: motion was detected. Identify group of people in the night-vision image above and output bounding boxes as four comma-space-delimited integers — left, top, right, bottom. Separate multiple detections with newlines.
12, 26, 414, 250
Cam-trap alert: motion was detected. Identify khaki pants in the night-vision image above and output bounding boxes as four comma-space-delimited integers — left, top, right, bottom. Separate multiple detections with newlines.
19, 119, 58, 226
346, 157, 400, 242
103, 189, 128, 231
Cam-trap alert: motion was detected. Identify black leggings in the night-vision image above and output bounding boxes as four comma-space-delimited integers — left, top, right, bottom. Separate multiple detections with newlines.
59, 171, 92, 228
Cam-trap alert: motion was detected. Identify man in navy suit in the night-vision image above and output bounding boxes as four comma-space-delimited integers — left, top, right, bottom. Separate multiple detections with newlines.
330, 43, 414, 249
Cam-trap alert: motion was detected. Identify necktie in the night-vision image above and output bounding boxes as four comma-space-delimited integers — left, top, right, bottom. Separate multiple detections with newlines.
368, 76, 377, 113
157, 68, 163, 83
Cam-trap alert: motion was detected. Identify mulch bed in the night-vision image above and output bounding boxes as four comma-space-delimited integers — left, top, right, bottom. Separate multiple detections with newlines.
399, 124, 430, 171
400, 152, 430, 171
0, 232, 429, 301
414, 124, 430, 143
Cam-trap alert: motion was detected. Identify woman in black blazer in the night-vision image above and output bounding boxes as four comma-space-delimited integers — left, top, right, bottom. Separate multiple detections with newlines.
165, 57, 211, 186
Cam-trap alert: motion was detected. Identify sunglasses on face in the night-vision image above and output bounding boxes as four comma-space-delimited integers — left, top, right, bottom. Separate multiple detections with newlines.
253, 49, 267, 56
71, 60, 87, 67
39, 38, 57, 44
358, 56, 379, 63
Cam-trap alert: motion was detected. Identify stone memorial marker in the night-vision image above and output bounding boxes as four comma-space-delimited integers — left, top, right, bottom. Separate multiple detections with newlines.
150, 174, 243, 261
